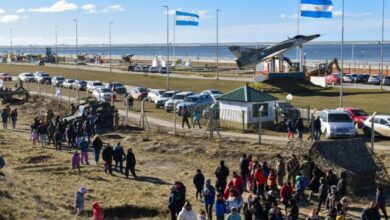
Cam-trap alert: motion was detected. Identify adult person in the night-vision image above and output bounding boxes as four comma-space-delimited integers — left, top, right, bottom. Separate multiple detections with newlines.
336, 172, 348, 200
314, 116, 321, 140
232, 171, 245, 195
214, 194, 226, 220
114, 143, 126, 174
360, 202, 381, 220
239, 154, 250, 190
92, 135, 103, 165
280, 182, 293, 215
295, 118, 304, 140
289, 199, 299, 220
54, 129, 63, 150
275, 154, 286, 188
226, 207, 241, 220
214, 160, 230, 194
203, 179, 216, 220
287, 154, 300, 186
193, 169, 205, 201
37, 122, 48, 148
47, 122, 56, 146
254, 166, 266, 197
306, 208, 320, 220
66, 124, 76, 148
125, 94, 134, 111
193, 108, 202, 129
287, 119, 294, 140
250, 196, 265, 220
10, 108, 17, 129
125, 148, 137, 179
226, 189, 244, 214
317, 177, 329, 215
175, 181, 187, 211
114, 109, 120, 129
102, 144, 114, 175
1, 108, 8, 130
326, 170, 339, 187
178, 202, 196, 220
269, 207, 283, 220
376, 186, 388, 220
181, 106, 191, 129
308, 167, 322, 201
75, 187, 88, 217
79, 138, 89, 165
168, 186, 181, 220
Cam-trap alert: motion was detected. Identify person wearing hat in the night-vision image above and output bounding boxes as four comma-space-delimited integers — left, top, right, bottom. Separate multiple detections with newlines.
203, 179, 216, 220
178, 201, 196, 220
75, 187, 88, 216
226, 207, 241, 220
125, 148, 137, 178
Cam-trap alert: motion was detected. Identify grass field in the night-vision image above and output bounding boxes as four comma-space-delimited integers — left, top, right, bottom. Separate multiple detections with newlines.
1, 63, 390, 114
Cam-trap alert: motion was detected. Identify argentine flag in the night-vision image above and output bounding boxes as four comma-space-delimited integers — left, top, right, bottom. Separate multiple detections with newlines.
301, 0, 333, 18
176, 11, 199, 26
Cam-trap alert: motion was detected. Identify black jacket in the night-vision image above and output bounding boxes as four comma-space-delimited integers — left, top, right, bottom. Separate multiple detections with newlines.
193, 173, 205, 189
102, 146, 114, 162
318, 183, 329, 201
126, 152, 136, 167
361, 207, 381, 220
92, 138, 103, 151
215, 165, 229, 182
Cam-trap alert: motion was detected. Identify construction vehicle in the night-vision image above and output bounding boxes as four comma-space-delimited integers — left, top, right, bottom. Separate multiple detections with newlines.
307, 58, 341, 77
0, 84, 30, 104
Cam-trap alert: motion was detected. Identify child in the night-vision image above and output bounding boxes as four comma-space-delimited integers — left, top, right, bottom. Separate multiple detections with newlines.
92, 202, 103, 220
75, 187, 88, 216
31, 127, 38, 145
243, 202, 252, 220
197, 209, 207, 220
69, 151, 81, 175
193, 108, 202, 129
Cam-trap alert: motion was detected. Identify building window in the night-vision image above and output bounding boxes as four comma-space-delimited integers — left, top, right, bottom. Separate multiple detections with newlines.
253, 103, 268, 117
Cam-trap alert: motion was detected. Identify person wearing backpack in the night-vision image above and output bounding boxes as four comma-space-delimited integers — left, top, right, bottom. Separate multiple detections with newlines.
214, 160, 230, 194
113, 143, 125, 174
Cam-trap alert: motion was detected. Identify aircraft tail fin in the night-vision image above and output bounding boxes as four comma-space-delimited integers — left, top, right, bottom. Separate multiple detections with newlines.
228, 46, 258, 58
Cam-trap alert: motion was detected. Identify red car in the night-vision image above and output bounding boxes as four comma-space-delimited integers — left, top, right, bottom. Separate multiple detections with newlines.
0, 73, 12, 81
325, 73, 340, 85
337, 107, 369, 128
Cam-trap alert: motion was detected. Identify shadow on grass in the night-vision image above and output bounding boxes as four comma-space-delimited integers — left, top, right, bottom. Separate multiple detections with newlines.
85, 204, 163, 219
135, 175, 170, 186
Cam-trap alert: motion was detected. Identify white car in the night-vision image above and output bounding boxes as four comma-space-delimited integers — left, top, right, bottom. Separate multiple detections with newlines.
92, 88, 112, 102
164, 91, 195, 112
368, 75, 382, 85
148, 89, 167, 102
18, 72, 35, 82
319, 109, 357, 139
33, 71, 51, 84
87, 81, 105, 92
201, 89, 224, 101
51, 76, 65, 86
155, 90, 179, 108
342, 75, 352, 83
62, 79, 75, 88
362, 115, 390, 138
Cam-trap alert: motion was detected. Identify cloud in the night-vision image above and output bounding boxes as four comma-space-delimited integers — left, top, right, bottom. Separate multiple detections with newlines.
0, 15, 23, 23
82, 4, 97, 14
0, 8, 6, 15
280, 14, 286, 19
16, 8, 26, 14
29, 0, 78, 13
101, 4, 125, 13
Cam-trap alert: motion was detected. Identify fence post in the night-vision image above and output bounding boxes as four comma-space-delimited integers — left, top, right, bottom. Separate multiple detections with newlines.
241, 110, 245, 133
52, 86, 55, 99
307, 106, 310, 123
173, 101, 177, 135
38, 82, 41, 96
125, 96, 129, 126
258, 106, 264, 144
371, 113, 376, 151
68, 87, 70, 104
45, 83, 48, 97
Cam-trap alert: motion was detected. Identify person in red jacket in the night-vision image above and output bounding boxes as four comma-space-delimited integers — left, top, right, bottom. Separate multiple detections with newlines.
254, 167, 266, 197
280, 182, 293, 214
92, 202, 103, 220
224, 180, 234, 200
267, 170, 277, 192
232, 171, 244, 195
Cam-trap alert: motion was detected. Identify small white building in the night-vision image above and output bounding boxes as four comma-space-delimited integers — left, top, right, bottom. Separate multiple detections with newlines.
217, 85, 278, 130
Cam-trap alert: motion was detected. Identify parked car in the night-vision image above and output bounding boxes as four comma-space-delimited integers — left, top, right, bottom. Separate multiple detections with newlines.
337, 107, 369, 129
33, 72, 51, 84
148, 66, 159, 73
342, 74, 352, 83
148, 89, 167, 102
164, 91, 194, 113
62, 79, 75, 89
349, 73, 358, 83
87, 81, 105, 93
382, 76, 390, 86
18, 72, 35, 82
356, 74, 370, 84
92, 88, 112, 102
367, 75, 382, 85
107, 82, 127, 95
130, 87, 149, 100
319, 109, 357, 139
176, 94, 214, 115
51, 76, 65, 87
159, 67, 169, 74
154, 90, 179, 108
201, 89, 224, 101
362, 115, 390, 138
72, 80, 87, 91
0, 73, 12, 81
325, 73, 340, 85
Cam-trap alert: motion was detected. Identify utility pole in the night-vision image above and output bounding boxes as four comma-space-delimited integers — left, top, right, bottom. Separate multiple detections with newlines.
163, 6, 170, 90
73, 19, 80, 103
55, 26, 58, 68
109, 21, 113, 74
339, 0, 345, 108
10, 28, 13, 63
216, 9, 221, 80
380, 0, 385, 90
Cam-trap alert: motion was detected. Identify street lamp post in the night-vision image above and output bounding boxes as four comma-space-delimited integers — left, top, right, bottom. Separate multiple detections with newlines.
10, 28, 13, 63
163, 6, 170, 90
109, 21, 113, 74
55, 26, 58, 68
380, 0, 385, 90
340, 0, 345, 107
73, 19, 80, 103
216, 9, 221, 80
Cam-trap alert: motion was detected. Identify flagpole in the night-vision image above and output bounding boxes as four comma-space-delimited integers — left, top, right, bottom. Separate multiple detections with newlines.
163, 6, 170, 90
297, 0, 300, 63
340, 0, 345, 107
380, 0, 385, 91
173, 10, 176, 66
216, 9, 221, 80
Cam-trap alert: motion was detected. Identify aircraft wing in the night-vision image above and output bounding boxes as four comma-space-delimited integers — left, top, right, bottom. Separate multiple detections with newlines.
228, 46, 262, 58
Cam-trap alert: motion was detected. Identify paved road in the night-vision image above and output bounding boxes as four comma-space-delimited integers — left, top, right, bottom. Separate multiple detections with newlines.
330, 83, 390, 91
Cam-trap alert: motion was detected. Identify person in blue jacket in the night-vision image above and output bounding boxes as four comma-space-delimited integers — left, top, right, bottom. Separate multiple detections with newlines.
203, 179, 216, 220
214, 194, 226, 220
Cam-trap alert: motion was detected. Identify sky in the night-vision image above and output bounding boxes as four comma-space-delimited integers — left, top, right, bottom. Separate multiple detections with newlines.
0, 0, 388, 45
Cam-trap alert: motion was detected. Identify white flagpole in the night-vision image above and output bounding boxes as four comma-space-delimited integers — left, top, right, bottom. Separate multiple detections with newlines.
340, 0, 345, 107
297, 0, 300, 63
173, 11, 176, 66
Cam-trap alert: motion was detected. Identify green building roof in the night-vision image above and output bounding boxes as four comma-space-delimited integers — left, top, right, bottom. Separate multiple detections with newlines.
218, 85, 278, 103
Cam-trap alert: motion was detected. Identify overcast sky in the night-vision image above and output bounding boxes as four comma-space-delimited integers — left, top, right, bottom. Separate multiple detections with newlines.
0, 0, 388, 45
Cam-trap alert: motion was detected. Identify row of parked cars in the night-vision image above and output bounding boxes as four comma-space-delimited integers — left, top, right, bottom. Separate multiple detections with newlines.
325, 73, 390, 85
319, 107, 390, 139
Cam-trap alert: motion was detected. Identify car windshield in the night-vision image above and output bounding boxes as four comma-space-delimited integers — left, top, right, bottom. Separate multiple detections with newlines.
162, 93, 174, 97
57, 77, 65, 80
328, 114, 352, 122
385, 76, 390, 79
93, 82, 103, 86
25, 74, 33, 77
185, 97, 198, 102
173, 95, 185, 99
351, 109, 368, 117
112, 83, 123, 87
100, 88, 111, 93
41, 73, 49, 77
67, 80, 75, 83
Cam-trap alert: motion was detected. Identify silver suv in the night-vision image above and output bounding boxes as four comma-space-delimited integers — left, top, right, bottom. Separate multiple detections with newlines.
319, 109, 357, 138
164, 91, 194, 113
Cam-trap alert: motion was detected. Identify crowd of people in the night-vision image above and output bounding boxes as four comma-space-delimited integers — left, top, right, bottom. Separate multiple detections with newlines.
167, 154, 388, 220
1, 105, 18, 130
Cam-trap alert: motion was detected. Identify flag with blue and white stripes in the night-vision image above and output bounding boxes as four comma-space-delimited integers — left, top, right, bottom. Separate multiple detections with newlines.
301, 0, 333, 18
176, 11, 199, 26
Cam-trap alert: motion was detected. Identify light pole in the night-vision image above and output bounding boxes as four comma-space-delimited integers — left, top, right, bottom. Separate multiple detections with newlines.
10, 28, 13, 63
380, 0, 385, 90
163, 6, 170, 90
258, 106, 264, 144
216, 9, 221, 80
73, 19, 79, 102
339, 0, 345, 108
55, 26, 58, 68
109, 21, 113, 73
